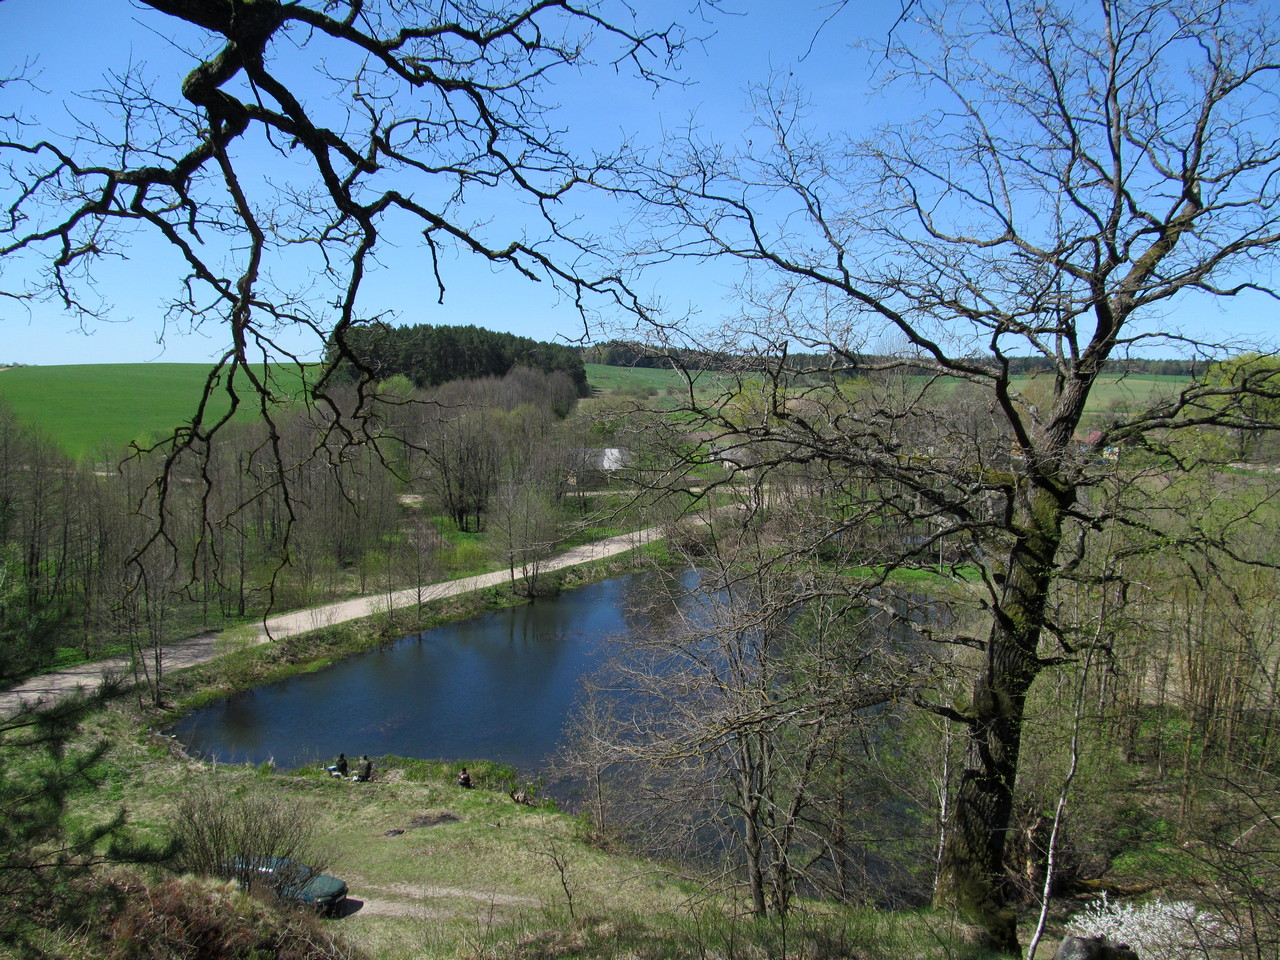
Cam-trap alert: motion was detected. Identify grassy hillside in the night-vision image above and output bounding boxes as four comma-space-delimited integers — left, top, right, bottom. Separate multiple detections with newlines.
585, 362, 1189, 415
70, 703, 1017, 960
0, 362, 1190, 461
0, 363, 307, 460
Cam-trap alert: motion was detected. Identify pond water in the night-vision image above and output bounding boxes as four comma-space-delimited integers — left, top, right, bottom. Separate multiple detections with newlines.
168, 571, 695, 773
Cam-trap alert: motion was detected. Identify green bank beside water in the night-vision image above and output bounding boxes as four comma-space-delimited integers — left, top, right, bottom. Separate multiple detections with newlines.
72, 557, 1017, 960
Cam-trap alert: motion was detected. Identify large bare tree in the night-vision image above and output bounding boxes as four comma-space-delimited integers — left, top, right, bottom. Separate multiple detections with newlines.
625, 0, 1280, 950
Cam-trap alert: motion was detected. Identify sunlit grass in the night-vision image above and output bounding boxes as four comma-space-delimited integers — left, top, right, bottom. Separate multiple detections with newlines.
0, 362, 312, 460
80, 710, 1018, 960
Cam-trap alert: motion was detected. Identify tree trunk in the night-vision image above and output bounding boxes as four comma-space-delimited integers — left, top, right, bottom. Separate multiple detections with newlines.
935, 483, 1065, 954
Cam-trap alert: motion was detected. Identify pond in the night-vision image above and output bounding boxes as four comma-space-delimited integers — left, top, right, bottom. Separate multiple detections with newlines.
168, 570, 697, 774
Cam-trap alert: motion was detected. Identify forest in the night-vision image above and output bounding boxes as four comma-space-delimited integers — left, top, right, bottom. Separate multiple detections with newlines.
0, 363, 608, 678
326, 323, 590, 397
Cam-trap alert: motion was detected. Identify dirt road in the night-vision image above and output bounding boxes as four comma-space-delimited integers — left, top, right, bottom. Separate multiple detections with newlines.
0, 527, 658, 716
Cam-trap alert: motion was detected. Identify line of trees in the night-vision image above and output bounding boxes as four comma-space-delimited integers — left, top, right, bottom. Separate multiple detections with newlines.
327, 322, 590, 396
584, 339, 1208, 380
0, 398, 402, 685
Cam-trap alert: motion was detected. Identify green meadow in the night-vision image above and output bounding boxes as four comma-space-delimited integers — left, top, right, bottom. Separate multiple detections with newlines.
0, 361, 1191, 461
582, 362, 1189, 422
0, 363, 310, 460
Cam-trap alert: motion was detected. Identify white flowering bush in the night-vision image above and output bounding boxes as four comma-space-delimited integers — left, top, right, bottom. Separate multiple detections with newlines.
1067, 895, 1237, 960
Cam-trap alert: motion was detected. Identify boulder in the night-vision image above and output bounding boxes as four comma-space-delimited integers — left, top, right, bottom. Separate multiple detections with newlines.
1053, 935, 1139, 960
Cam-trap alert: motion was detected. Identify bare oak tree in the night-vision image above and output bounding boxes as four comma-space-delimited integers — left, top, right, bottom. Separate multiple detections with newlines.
625, 0, 1280, 949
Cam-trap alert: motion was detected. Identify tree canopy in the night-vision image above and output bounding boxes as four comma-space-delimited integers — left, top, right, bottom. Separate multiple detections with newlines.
327, 322, 588, 395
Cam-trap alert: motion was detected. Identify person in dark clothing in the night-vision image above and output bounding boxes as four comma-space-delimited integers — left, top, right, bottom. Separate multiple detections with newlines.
457, 767, 472, 788
356, 755, 373, 782
327, 753, 349, 778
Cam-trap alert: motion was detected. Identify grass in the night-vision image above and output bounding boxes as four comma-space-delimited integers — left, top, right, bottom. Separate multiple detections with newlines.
583, 363, 716, 395
0, 363, 311, 460
79, 699, 1018, 960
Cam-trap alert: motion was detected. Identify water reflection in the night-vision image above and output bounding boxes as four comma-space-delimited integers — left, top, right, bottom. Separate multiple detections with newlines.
169, 571, 698, 772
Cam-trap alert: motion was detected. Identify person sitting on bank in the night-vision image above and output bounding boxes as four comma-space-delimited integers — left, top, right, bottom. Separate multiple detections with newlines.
457, 767, 472, 789
356, 755, 373, 782
327, 753, 349, 778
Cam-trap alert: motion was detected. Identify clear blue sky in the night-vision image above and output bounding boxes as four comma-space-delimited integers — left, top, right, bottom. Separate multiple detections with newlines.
0, 1, 1274, 366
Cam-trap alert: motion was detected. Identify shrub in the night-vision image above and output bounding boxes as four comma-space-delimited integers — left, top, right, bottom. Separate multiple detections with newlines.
0, 689, 171, 954
1068, 895, 1237, 960
105, 874, 359, 960
169, 777, 335, 903
443, 540, 487, 574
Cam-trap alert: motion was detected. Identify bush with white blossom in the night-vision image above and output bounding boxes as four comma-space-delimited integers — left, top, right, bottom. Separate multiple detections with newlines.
1067, 895, 1236, 960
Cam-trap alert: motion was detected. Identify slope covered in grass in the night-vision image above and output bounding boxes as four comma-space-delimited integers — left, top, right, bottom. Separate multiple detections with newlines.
0, 362, 1189, 461
0, 363, 306, 460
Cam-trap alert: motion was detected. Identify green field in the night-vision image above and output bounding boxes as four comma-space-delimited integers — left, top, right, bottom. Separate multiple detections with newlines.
583, 362, 729, 394
584, 362, 1189, 414
0, 361, 1191, 461
0, 363, 650, 459
0, 363, 309, 460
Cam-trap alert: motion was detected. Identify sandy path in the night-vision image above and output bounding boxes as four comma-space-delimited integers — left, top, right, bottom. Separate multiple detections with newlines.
0, 527, 658, 716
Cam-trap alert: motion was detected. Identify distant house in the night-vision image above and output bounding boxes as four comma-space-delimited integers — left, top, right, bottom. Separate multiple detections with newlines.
567, 448, 632, 486
686, 430, 759, 471
1077, 429, 1119, 463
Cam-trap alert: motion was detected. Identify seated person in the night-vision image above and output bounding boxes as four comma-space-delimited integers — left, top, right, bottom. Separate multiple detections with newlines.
356, 755, 373, 782
457, 767, 472, 789
328, 753, 349, 778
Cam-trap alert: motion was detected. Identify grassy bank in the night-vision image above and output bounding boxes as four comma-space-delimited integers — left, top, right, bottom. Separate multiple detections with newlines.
18, 523, 1061, 959
77, 703, 1019, 960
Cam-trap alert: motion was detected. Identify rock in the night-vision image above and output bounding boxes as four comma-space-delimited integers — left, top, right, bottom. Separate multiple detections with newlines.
1053, 935, 1139, 960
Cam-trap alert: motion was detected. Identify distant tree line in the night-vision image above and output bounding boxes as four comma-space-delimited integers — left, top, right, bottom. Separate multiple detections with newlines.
581, 340, 735, 371
329, 330, 1207, 385
583, 339, 1205, 378
328, 322, 589, 396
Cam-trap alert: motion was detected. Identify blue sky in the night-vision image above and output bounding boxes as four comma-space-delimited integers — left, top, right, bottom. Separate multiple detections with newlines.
0, 0, 878, 365
1, 1, 1275, 366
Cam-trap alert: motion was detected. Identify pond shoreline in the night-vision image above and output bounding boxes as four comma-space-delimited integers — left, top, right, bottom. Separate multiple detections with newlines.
0, 528, 662, 718
163, 565, 674, 772
156, 547, 662, 728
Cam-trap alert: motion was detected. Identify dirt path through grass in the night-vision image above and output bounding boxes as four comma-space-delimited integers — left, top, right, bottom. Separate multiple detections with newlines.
0, 527, 660, 716
342, 882, 539, 919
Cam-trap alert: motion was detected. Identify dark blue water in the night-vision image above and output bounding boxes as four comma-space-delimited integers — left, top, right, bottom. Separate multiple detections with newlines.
169, 572, 690, 772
